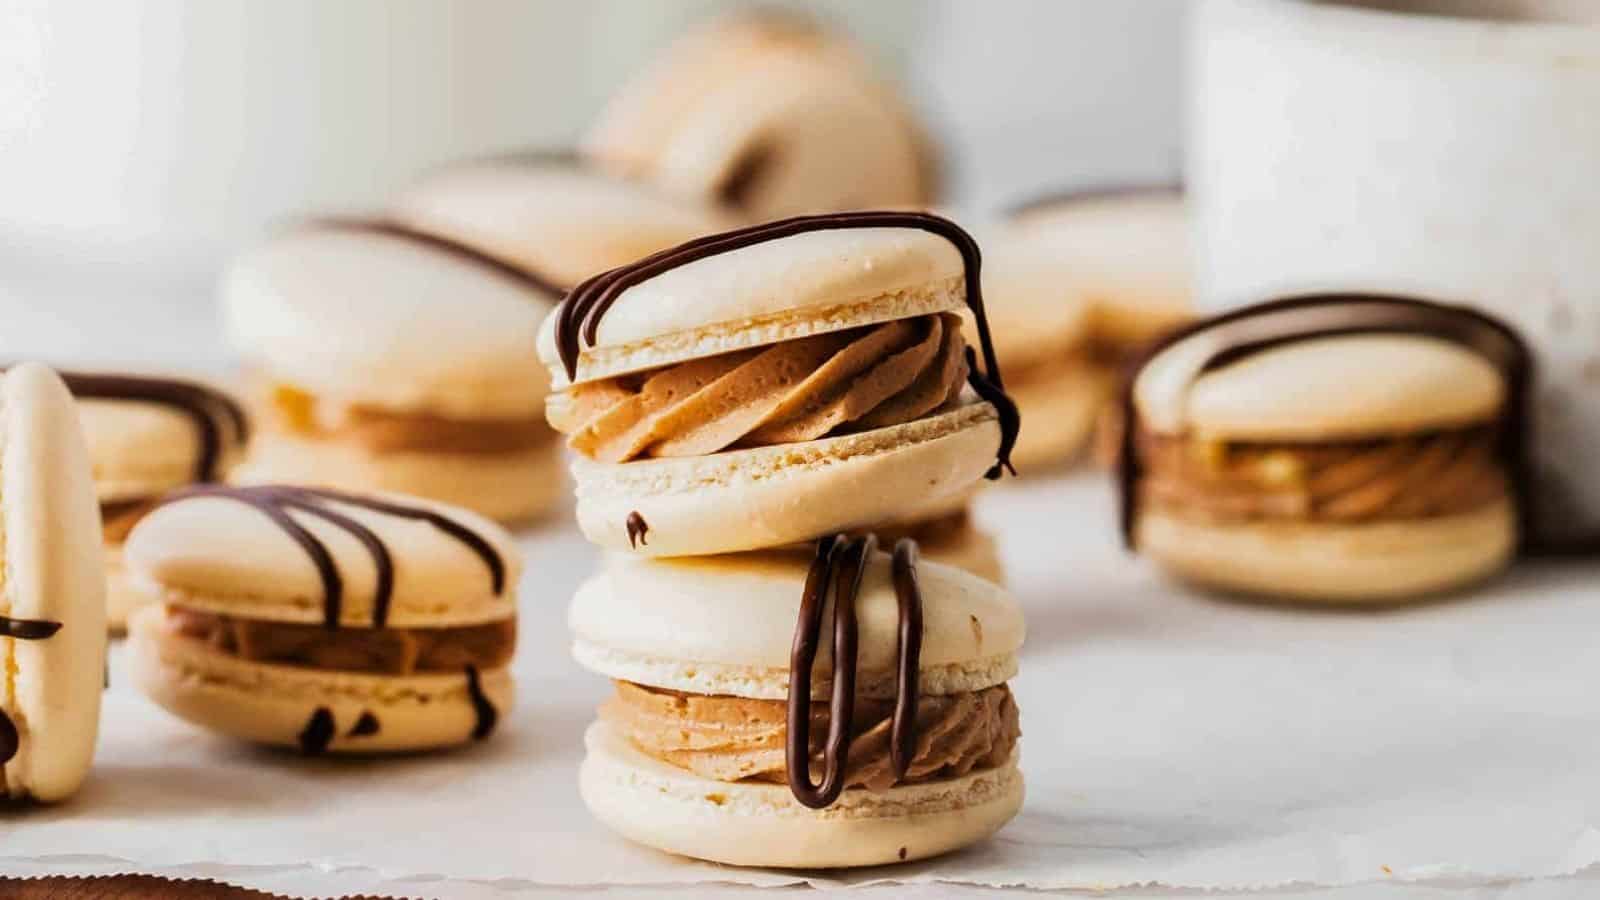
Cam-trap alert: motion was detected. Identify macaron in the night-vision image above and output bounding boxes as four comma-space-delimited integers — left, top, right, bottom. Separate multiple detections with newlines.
62, 373, 248, 632
1119, 294, 1529, 603
571, 537, 1024, 868
537, 211, 1020, 557
125, 484, 521, 754
390, 154, 736, 289
1, 364, 107, 802
583, 13, 936, 220
223, 221, 564, 523
996, 187, 1193, 469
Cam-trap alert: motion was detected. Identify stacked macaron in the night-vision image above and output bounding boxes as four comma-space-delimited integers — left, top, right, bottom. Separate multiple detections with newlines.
1117, 294, 1529, 604
544, 211, 1027, 867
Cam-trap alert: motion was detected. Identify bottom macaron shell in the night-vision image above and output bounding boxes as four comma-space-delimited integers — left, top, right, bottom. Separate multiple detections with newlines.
233, 433, 565, 524
128, 607, 513, 753
1005, 363, 1113, 472
573, 401, 1002, 557
1139, 499, 1516, 603
580, 723, 1024, 869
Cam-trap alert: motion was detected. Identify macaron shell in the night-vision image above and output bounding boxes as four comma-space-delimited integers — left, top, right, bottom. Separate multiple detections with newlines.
78, 397, 231, 503
536, 226, 966, 385
1004, 358, 1116, 472
124, 487, 521, 628
570, 401, 1000, 557
978, 239, 1098, 368
223, 227, 555, 420
1139, 498, 1515, 603
920, 523, 1005, 586
2, 364, 106, 802
128, 607, 512, 753
580, 722, 1023, 868
233, 430, 565, 525
569, 541, 1024, 700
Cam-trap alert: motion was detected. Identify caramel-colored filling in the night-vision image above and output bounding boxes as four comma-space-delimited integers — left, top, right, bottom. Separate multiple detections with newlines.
165, 607, 516, 675
548, 313, 969, 463
1140, 426, 1508, 523
602, 681, 1020, 792
269, 384, 550, 455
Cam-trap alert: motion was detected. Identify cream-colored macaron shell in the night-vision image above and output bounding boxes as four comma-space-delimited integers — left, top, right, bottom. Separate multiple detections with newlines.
223, 226, 557, 420
571, 544, 1023, 701
581, 722, 1023, 868
128, 605, 512, 754
125, 488, 520, 628
1005, 363, 1116, 472
570, 400, 1001, 557
78, 392, 243, 504
979, 237, 1097, 368
390, 158, 734, 288
1136, 332, 1506, 440
1, 364, 107, 802
538, 225, 966, 385
1139, 498, 1516, 603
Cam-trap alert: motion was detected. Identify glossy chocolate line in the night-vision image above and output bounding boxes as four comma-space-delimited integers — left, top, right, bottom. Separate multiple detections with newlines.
156, 485, 506, 630
553, 211, 1020, 479
1003, 181, 1184, 220
1115, 293, 1535, 551
349, 712, 380, 738
298, 707, 335, 756
0, 616, 62, 641
314, 217, 569, 299
888, 538, 923, 779
57, 372, 248, 484
0, 710, 16, 766
625, 511, 649, 549
465, 665, 498, 740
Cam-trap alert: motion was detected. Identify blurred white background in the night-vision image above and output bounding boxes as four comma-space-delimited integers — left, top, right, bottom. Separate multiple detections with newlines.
0, 0, 1184, 367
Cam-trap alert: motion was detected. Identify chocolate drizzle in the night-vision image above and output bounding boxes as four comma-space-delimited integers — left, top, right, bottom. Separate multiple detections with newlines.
0, 712, 16, 766
315, 218, 568, 299
0, 616, 62, 641
552, 211, 1020, 479
349, 712, 381, 738
625, 511, 649, 549
1003, 181, 1184, 220
786, 534, 924, 809
465, 665, 498, 740
56, 372, 248, 484
155, 485, 506, 630
298, 707, 335, 756
1115, 294, 1535, 552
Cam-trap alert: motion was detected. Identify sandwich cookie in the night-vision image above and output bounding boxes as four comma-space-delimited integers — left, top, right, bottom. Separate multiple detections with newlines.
583, 13, 936, 220
572, 538, 1025, 868
391, 154, 736, 289
61, 373, 248, 631
999, 187, 1193, 468
538, 211, 1021, 557
0, 364, 108, 802
223, 221, 564, 523
1119, 294, 1530, 603
126, 485, 520, 754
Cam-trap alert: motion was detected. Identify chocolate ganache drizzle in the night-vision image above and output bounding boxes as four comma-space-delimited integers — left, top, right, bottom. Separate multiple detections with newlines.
1003, 181, 1183, 220
786, 534, 924, 809
553, 211, 1021, 479
0, 616, 64, 766
1115, 294, 1536, 552
314, 218, 569, 298
155, 485, 506, 629
54, 372, 249, 484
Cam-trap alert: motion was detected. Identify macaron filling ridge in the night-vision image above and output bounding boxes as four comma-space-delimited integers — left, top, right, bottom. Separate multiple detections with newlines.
267, 383, 554, 456
548, 312, 969, 462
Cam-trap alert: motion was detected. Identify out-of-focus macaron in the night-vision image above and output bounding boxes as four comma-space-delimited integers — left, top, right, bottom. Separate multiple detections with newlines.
572, 540, 1024, 868
390, 155, 736, 289
223, 222, 564, 523
126, 484, 520, 754
1120, 294, 1527, 603
59, 372, 248, 632
1, 364, 107, 802
583, 13, 937, 220
537, 212, 1019, 557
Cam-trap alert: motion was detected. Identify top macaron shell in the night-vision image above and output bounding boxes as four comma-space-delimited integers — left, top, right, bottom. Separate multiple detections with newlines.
124, 490, 521, 628
2, 364, 107, 802
390, 160, 735, 289
570, 549, 1024, 701
978, 237, 1098, 368
1136, 332, 1506, 440
536, 226, 967, 386
78, 393, 240, 504
223, 227, 557, 420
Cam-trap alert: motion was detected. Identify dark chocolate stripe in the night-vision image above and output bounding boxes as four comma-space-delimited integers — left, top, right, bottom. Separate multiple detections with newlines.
553, 211, 1020, 479
349, 712, 381, 738
0, 710, 16, 766
313, 218, 569, 299
1114, 293, 1536, 552
298, 707, 335, 756
1003, 181, 1184, 220
53, 372, 248, 484
786, 533, 926, 809
625, 511, 649, 549
155, 485, 506, 630
466, 665, 498, 740
0, 616, 62, 641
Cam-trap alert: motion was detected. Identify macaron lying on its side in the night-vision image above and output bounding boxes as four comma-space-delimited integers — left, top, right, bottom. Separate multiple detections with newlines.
538, 212, 1020, 558
571, 545, 1025, 868
1, 364, 107, 802
1122, 294, 1526, 603
223, 223, 564, 523
126, 484, 521, 753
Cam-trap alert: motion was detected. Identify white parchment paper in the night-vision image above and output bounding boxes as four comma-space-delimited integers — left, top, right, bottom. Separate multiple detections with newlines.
2, 473, 1597, 896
